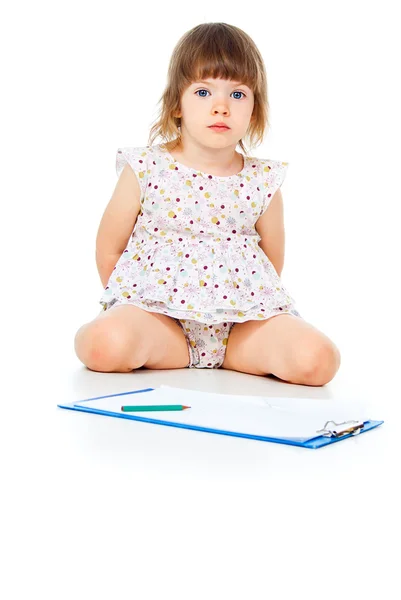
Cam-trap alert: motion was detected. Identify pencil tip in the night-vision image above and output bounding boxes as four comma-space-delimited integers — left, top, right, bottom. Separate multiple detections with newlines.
183, 406, 191, 409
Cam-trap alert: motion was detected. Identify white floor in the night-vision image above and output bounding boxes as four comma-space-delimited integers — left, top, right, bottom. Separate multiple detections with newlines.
4, 312, 400, 599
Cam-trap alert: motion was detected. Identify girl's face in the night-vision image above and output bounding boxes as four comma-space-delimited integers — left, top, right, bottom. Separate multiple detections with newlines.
177, 77, 255, 148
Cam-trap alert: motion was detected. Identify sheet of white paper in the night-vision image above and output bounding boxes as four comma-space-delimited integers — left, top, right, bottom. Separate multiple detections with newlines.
75, 386, 371, 441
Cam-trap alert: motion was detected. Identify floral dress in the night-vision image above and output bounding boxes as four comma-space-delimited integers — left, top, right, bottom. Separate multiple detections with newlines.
99, 143, 301, 326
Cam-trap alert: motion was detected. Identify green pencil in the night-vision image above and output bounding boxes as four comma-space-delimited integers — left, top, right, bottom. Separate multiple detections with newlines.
121, 404, 191, 412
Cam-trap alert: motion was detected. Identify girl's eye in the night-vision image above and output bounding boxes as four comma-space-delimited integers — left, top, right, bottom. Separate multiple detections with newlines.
195, 89, 246, 99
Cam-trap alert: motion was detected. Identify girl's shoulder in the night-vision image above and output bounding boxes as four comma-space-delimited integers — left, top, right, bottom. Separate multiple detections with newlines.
115, 145, 159, 203
249, 153, 289, 183
250, 154, 289, 172
116, 144, 157, 178
251, 155, 290, 216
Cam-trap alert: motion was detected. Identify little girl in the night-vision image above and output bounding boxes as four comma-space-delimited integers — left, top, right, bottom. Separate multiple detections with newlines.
74, 22, 341, 386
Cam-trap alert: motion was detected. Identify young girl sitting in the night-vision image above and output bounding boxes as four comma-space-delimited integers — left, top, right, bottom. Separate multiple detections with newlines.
74, 22, 341, 386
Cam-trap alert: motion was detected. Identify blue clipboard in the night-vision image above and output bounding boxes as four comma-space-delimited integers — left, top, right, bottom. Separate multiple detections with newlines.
57, 387, 384, 449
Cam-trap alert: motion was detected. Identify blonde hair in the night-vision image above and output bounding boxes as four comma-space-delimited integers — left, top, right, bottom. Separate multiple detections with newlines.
148, 22, 270, 156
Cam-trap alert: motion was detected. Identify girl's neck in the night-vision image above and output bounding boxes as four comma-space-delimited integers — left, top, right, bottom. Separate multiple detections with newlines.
163, 140, 244, 177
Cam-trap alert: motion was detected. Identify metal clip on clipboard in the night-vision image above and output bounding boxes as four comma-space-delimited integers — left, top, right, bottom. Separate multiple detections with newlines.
316, 420, 365, 438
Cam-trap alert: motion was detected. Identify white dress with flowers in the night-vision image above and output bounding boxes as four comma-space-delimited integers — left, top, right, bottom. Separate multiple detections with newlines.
99, 143, 301, 324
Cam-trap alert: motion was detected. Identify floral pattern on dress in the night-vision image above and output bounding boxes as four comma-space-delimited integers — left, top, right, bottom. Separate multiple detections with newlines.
99, 143, 300, 325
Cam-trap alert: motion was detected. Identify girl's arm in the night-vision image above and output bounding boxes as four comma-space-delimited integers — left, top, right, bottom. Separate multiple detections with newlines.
96, 163, 142, 286
97, 252, 124, 289
255, 188, 285, 277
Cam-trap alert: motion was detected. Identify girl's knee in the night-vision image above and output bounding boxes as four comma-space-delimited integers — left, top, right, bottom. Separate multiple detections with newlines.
74, 320, 147, 372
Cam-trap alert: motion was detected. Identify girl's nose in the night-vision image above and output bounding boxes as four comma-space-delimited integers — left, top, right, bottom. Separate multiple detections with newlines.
213, 107, 229, 115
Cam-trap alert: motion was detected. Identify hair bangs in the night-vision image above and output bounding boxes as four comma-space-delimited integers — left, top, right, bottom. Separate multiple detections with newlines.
182, 33, 259, 91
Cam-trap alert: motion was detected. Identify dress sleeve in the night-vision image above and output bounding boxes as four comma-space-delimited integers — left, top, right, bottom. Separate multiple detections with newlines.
259, 159, 289, 217
116, 146, 149, 202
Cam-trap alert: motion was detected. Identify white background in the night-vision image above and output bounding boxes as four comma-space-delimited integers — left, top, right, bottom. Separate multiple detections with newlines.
2, 1, 400, 598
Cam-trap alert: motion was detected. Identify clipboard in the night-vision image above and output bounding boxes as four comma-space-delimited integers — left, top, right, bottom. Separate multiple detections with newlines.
57, 386, 384, 449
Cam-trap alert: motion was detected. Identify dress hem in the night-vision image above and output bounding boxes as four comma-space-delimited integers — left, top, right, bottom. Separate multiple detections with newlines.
99, 297, 302, 324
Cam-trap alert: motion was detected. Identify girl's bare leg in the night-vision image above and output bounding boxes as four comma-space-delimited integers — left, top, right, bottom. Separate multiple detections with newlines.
74, 304, 190, 372
222, 314, 341, 386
